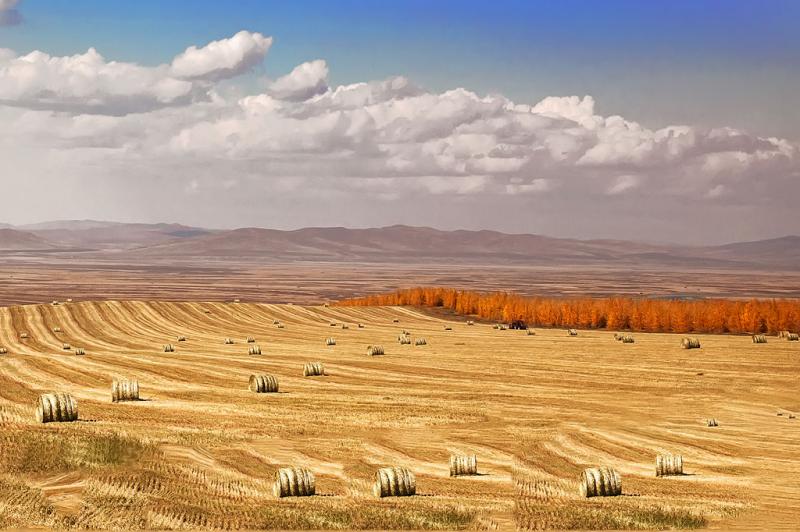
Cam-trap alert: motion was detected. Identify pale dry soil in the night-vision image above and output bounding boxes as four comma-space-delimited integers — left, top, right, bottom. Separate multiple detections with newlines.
0, 301, 798, 530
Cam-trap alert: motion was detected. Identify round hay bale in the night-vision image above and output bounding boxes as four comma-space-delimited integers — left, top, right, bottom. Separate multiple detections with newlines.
273, 467, 315, 497
248, 345, 262, 355
414, 338, 427, 346
358, 323, 365, 328
325, 337, 336, 346
66, 298, 73, 303
111, 378, 140, 402
53, 327, 62, 333
449, 454, 478, 476
51, 300, 60, 306
706, 418, 719, 427
273, 319, 280, 325
20, 333, 28, 339
579, 467, 621, 497
787, 333, 800, 341
614, 333, 622, 341
467, 320, 474, 326
62, 343, 71, 351
246, 336, 255, 343
176, 336, 187, 342
276, 323, 285, 329
163, 344, 175, 353
398, 335, 411, 345
303, 362, 325, 377
0, 347, 7, 354
392, 318, 400, 323
74, 348, 85, 356
621, 335, 634, 344
443, 325, 452, 331
752, 334, 767, 344
341, 324, 349, 330
233, 298, 240, 303
35, 393, 78, 423
373, 467, 416, 497
367, 345, 385, 356
330, 322, 337, 327
681, 337, 701, 349
224, 338, 235, 345
249, 374, 278, 393
655, 454, 683, 477
778, 330, 788, 338
568, 329, 578, 336
527, 329, 536, 336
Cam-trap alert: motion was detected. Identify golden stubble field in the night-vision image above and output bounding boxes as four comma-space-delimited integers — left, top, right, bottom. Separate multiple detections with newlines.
0, 301, 798, 530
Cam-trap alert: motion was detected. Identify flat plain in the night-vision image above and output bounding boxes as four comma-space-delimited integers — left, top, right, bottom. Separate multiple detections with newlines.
1, 301, 798, 529
2, 261, 800, 307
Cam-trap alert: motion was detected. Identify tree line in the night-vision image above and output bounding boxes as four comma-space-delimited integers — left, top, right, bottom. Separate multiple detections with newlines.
335, 287, 800, 334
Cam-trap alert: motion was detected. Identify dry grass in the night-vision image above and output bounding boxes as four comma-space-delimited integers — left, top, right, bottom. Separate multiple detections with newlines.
0, 301, 798, 529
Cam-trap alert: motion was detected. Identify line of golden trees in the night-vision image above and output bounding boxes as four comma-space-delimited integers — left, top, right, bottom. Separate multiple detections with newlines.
336, 287, 800, 334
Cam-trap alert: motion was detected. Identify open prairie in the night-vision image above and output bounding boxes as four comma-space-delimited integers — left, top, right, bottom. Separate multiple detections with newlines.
0, 301, 798, 529
2, 261, 800, 307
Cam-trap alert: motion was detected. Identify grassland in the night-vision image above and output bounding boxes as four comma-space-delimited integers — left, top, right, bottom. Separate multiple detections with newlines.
0, 301, 798, 529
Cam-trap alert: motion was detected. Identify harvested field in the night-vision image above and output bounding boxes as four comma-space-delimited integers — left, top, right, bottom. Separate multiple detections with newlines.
0, 301, 798, 529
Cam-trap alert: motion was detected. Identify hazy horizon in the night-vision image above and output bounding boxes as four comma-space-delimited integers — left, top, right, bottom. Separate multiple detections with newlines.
2, 0, 799, 244
4, 217, 800, 249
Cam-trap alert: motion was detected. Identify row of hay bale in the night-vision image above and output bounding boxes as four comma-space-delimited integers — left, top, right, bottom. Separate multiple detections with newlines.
580, 452, 684, 498
37, 379, 141, 422
272, 452, 684, 499
274, 455, 481, 498
36, 389, 695, 500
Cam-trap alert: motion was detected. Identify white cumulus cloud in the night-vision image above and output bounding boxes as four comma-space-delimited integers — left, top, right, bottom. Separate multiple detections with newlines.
0, 31, 271, 114
170, 30, 271, 81
267, 59, 329, 101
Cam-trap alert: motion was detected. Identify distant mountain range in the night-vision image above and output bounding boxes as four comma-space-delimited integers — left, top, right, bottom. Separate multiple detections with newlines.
0, 220, 798, 270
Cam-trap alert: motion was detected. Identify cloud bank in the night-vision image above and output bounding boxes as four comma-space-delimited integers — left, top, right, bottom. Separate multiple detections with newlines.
0, 31, 797, 242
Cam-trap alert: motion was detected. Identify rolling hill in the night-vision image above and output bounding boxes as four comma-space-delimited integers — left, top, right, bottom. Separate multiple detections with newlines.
0, 221, 797, 270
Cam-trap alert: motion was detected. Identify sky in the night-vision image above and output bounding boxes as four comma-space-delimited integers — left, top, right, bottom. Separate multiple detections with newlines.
1, 0, 798, 244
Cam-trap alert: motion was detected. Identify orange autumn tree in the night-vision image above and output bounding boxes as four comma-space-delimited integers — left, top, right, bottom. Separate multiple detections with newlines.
335, 287, 800, 335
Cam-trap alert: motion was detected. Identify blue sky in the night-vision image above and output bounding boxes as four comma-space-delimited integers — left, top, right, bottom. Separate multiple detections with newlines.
4, 0, 800, 138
